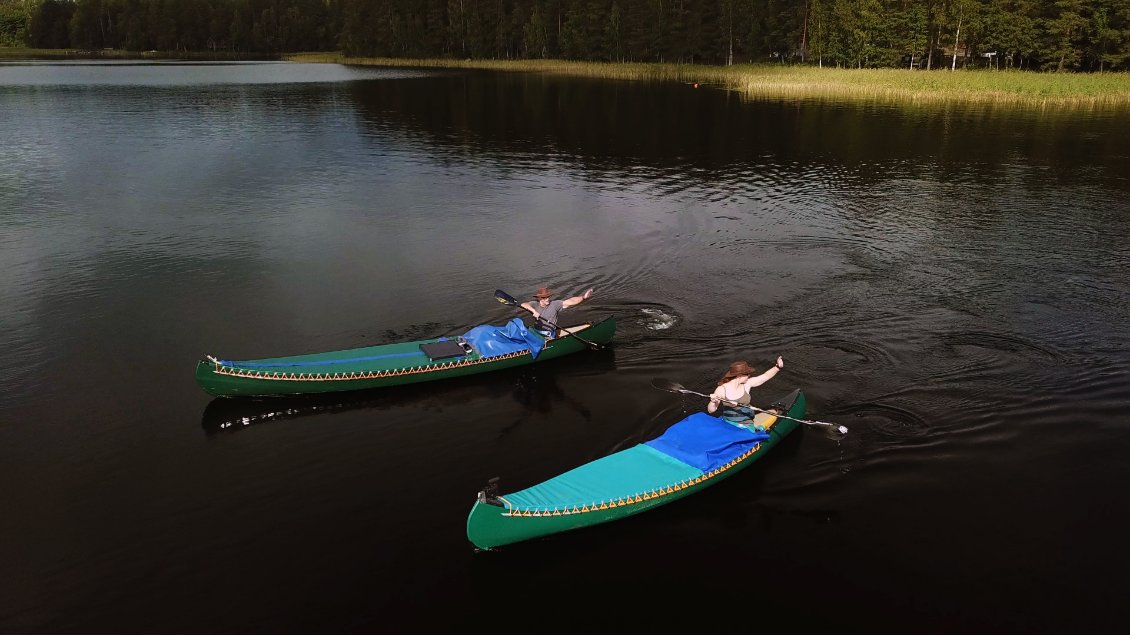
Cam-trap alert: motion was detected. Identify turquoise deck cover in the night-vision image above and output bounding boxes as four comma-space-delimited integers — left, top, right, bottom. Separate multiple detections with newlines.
500, 412, 770, 512
223, 345, 427, 369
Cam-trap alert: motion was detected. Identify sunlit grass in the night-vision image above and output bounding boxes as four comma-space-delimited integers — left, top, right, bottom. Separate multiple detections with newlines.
288, 53, 1130, 109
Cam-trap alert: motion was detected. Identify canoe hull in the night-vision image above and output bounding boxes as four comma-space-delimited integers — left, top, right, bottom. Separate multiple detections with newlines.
466, 389, 805, 549
195, 317, 616, 398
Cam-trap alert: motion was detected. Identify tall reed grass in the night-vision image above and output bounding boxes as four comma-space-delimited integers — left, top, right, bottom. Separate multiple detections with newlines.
288, 53, 1130, 109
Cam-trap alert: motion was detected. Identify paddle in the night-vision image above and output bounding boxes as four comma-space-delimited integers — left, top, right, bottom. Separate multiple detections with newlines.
494, 289, 603, 351
651, 378, 849, 435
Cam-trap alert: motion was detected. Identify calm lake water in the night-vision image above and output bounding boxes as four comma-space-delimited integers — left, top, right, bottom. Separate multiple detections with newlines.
2, 60, 1129, 632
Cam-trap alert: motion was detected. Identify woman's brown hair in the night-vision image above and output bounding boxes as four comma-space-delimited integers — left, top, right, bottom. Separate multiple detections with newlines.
718, 361, 756, 386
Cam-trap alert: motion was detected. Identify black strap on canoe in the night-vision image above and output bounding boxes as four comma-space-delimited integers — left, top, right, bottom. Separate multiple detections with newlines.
477, 477, 503, 507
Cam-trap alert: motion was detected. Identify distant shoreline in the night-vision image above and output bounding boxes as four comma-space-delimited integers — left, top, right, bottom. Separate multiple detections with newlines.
0, 47, 272, 61
5, 48, 1127, 108
287, 52, 1130, 109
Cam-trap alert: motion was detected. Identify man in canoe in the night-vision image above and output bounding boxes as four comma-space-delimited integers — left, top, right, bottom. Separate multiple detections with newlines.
707, 357, 785, 426
520, 286, 595, 339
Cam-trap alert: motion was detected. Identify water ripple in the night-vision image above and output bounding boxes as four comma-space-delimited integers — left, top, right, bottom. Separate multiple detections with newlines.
832, 402, 933, 441
788, 338, 895, 372
938, 330, 1062, 361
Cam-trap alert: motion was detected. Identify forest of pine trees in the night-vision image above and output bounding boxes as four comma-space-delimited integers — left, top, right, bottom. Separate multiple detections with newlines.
2, 0, 1129, 71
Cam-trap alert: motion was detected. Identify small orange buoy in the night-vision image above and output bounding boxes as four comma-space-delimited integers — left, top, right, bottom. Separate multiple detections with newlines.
693, 83, 699, 88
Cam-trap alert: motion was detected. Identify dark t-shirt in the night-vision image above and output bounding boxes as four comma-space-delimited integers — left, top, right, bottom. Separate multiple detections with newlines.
536, 300, 565, 334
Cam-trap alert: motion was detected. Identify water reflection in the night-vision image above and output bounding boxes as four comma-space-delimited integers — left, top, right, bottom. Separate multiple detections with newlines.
4, 62, 1130, 631
493, 348, 617, 439
510, 364, 596, 420
345, 72, 1130, 193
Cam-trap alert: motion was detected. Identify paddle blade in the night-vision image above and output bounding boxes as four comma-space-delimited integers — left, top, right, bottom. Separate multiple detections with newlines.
812, 423, 849, 439
494, 289, 520, 306
651, 378, 687, 393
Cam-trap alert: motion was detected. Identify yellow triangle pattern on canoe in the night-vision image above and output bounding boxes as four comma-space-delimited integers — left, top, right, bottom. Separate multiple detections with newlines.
210, 349, 529, 382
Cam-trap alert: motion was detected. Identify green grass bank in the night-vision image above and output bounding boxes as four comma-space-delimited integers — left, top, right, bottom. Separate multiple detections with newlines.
288, 53, 1130, 109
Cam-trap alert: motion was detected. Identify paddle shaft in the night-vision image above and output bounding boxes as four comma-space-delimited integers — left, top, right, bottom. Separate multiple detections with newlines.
495, 289, 602, 350
674, 385, 841, 430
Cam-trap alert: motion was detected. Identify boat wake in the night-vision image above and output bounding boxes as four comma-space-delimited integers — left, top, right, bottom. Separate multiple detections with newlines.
640, 308, 678, 331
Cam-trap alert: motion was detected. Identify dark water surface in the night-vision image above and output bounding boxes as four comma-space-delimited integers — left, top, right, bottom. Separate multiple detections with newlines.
2, 61, 1129, 632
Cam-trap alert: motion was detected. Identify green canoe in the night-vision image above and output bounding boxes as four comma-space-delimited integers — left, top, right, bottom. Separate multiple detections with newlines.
195, 316, 616, 398
466, 388, 805, 549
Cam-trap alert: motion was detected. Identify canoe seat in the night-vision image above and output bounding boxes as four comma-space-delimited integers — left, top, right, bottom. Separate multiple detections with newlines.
545, 323, 592, 340
752, 411, 779, 429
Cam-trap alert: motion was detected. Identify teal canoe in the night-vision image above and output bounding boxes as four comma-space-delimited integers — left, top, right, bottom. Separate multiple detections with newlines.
466, 388, 805, 549
195, 316, 616, 398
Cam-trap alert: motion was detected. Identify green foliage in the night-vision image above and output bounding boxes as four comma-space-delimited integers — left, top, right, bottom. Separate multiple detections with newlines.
10, 0, 1130, 72
21, 0, 338, 52
523, 3, 549, 57
0, 0, 34, 46
28, 0, 73, 48
1044, 0, 1088, 70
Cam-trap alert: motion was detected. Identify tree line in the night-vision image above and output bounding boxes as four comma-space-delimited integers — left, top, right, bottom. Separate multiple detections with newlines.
3, 0, 1128, 71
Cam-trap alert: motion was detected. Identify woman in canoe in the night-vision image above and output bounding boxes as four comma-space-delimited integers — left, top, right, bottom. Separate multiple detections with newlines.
520, 286, 595, 338
707, 357, 785, 425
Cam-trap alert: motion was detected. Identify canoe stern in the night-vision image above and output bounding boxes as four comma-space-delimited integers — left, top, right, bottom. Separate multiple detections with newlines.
466, 388, 806, 550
